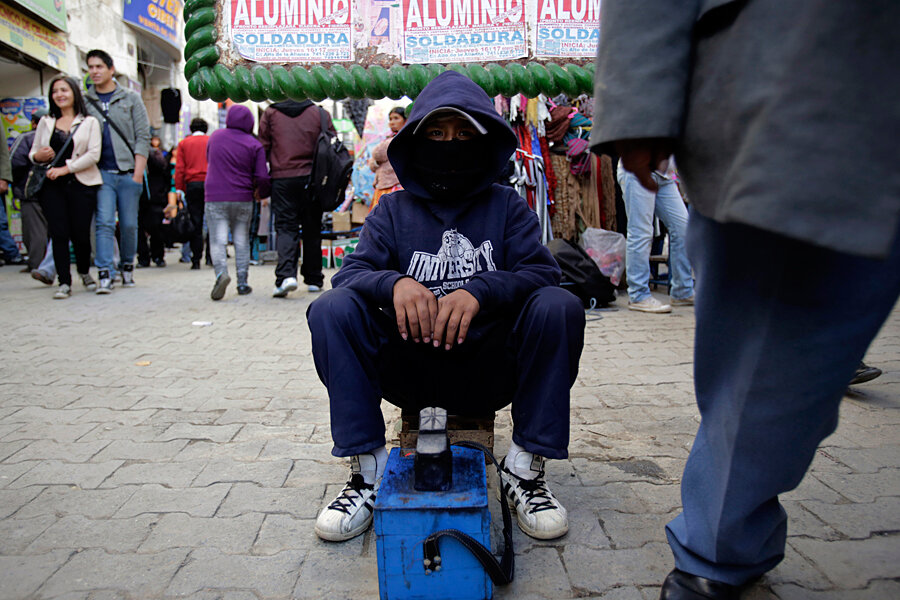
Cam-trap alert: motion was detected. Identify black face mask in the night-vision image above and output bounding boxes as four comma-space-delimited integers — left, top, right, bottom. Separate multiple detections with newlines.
410, 139, 492, 201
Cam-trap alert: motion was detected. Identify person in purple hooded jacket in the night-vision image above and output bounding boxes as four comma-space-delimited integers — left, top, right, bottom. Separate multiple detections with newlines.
204, 105, 270, 300
307, 71, 585, 543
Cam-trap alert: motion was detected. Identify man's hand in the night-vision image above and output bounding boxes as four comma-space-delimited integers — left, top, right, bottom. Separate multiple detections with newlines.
46, 166, 70, 180
393, 277, 438, 343
0, 180, 7, 194
433, 289, 480, 350
163, 203, 177, 219
33, 146, 55, 163
616, 138, 675, 192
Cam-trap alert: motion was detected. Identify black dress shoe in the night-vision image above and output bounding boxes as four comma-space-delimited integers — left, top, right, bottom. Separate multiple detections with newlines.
850, 361, 882, 385
659, 569, 740, 600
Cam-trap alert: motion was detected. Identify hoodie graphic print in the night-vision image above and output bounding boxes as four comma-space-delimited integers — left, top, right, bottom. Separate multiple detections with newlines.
330, 70, 560, 337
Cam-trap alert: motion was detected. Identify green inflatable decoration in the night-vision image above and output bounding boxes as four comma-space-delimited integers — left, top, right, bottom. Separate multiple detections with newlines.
183, 0, 596, 102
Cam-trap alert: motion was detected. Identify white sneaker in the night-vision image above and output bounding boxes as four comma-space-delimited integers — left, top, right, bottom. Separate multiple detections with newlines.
628, 296, 671, 313
315, 456, 379, 542
53, 284, 71, 299
670, 296, 694, 307
96, 270, 113, 294
272, 277, 298, 298
121, 265, 135, 288
308, 284, 322, 293
80, 273, 97, 292
499, 455, 568, 540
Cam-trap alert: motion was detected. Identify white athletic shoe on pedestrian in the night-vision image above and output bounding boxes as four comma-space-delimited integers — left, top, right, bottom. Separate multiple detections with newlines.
53, 284, 71, 299
628, 296, 671, 313
315, 455, 379, 542
272, 277, 298, 298
499, 455, 569, 540
307, 284, 321, 293
96, 270, 113, 294
670, 296, 694, 307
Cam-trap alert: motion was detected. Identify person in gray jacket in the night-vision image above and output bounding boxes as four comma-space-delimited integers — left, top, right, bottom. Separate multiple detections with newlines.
84, 48, 151, 293
0, 124, 26, 267
591, 2, 900, 599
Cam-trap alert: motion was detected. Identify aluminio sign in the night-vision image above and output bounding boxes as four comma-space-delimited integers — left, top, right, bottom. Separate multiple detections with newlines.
229, 0, 353, 62
401, 0, 526, 64
535, 0, 600, 58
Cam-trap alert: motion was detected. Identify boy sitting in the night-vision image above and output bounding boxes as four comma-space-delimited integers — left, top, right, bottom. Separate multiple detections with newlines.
307, 71, 585, 542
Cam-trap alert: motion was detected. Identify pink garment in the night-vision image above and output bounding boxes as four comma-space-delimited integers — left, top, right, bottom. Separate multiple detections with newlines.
370, 134, 399, 190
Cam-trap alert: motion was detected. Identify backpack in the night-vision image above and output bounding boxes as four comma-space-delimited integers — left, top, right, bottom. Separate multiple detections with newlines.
546, 238, 617, 308
309, 108, 353, 212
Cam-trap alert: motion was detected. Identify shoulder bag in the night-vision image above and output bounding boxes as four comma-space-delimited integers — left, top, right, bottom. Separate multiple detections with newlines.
25, 122, 81, 200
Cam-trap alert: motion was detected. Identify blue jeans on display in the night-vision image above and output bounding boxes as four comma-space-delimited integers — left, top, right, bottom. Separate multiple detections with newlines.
307, 287, 585, 459
95, 171, 142, 272
666, 211, 900, 585
617, 166, 693, 302
0, 197, 23, 261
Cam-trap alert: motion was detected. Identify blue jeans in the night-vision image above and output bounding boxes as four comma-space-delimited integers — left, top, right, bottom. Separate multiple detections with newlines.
0, 197, 23, 261
206, 202, 253, 285
95, 171, 142, 272
617, 165, 693, 302
666, 211, 900, 585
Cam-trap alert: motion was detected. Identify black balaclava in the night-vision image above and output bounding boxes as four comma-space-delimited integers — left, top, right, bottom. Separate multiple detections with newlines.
410, 138, 492, 202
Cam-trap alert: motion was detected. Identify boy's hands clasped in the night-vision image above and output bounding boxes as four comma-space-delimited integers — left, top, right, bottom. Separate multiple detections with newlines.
392, 277, 480, 350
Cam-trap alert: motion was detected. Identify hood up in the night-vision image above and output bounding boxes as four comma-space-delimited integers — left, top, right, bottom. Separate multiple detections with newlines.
271, 99, 314, 118
388, 71, 516, 201
226, 104, 255, 133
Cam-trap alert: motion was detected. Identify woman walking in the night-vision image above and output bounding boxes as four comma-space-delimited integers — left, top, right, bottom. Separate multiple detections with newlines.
204, 104, 270, 300
29, 75, 102, 299
367, 106, 406, 213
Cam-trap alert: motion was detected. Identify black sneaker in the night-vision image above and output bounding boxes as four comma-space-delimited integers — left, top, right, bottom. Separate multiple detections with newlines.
237, 284, 252, 295
850, 362, 883, 385
211, 272, 231, 301
154, 258, 166, 267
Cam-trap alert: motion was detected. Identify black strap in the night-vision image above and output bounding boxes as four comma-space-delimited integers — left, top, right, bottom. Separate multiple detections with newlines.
422, 441, 515, 586
46, 122, 82, 169
86, 95, 137, 158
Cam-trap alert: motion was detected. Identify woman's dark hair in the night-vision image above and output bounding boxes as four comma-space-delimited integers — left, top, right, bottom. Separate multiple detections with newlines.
389, 107, 406, 120
47, 75, 88, 118
189, 117, 209, 133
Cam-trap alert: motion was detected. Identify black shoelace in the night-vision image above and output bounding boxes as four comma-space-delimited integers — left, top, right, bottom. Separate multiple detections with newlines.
327, 473, 374, 515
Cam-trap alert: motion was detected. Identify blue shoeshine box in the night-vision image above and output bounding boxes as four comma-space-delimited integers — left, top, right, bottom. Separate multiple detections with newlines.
374, 446, 491, 600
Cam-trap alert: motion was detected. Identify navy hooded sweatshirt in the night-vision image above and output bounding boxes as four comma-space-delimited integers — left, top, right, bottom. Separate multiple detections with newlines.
332, 71, 560, 337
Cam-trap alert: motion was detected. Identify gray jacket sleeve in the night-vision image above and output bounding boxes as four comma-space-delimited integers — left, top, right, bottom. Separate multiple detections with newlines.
130, 91, 151, 158
0, 129, 11, 183
590, 1, 705, 152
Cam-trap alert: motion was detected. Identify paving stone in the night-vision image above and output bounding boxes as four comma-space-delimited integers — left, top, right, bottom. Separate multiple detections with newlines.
0, 550, 73, 597
215, 409, 289, 426
115, 484, 231, 518
102, 461, 206, 488
39, 548, 188, 598
597, 510, 679, 549
6, 440, 111, 463
259, 439, 335, 462
809, 469, 900, 504
140, 513, 264, 554
92, 440, 189, 462
14, 486, 137, 520
3, 423, 99, 443
4, 407, 90, 424
9, 460, 124, 489
252, 514, 318, 555
146, 410, 225, 425
156, 423, 242, 443
0, 514, 56, 553
172, 440, 264, 462
773, 580, 900, 600
192, 458, 293, 488
232, 424, 316, 443
27, 514, 157, 553
562, 543, 672, 594
292, 542, 378, 600
798, 497, 900, 539
72, 408, 157, 426
816, 445, 900, 474
217, 483, 319, 519
77, 424, 167, 443
0, 460, 38, 488
789, 534, 900, 588
495, 546, 573, 599
166, 548, 305, 597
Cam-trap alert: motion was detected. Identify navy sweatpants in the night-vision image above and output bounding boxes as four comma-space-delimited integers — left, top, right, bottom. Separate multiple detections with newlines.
307, 286, 585, 459
667, 211, 900, 585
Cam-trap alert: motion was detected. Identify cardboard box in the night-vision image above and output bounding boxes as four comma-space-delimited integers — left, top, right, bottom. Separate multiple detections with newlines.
332, 237, 360, 268
351, 202, 369, 225
332, 210, 351, 232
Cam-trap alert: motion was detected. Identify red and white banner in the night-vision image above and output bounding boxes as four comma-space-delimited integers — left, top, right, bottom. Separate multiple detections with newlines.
534, 0, 600, 58
229, 0, 354, 62
401, 0, 527, 64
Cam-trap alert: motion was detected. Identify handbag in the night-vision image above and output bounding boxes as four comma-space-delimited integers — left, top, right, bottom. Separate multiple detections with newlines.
25, 122, 81, 200
168, 202, 195, 243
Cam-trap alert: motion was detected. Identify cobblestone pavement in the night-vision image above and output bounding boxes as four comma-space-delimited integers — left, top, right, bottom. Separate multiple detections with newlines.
1, 249, 898, 600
